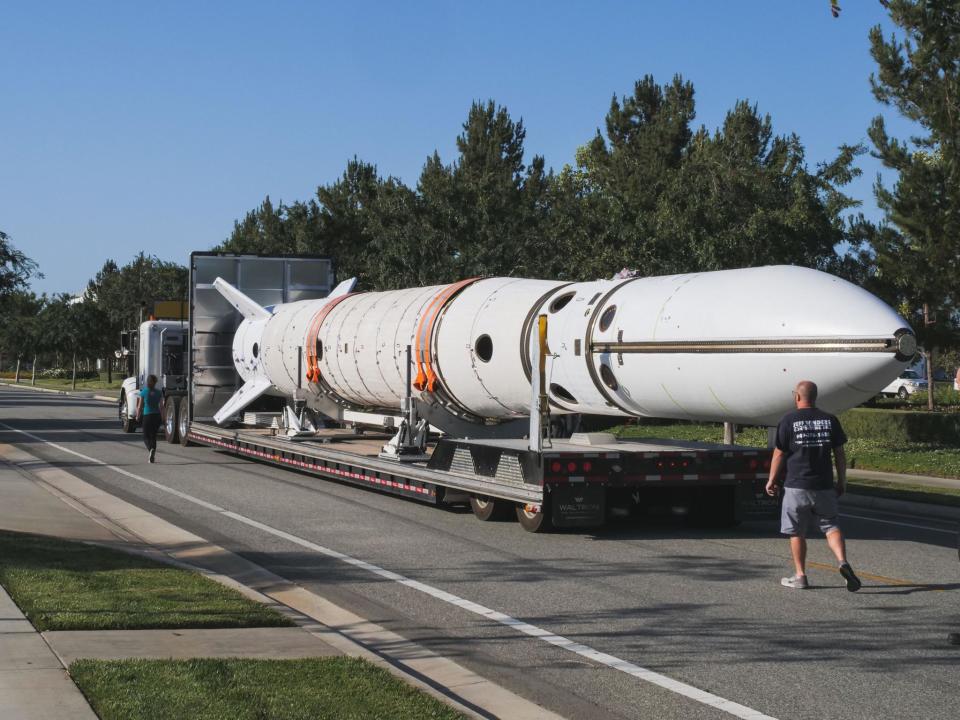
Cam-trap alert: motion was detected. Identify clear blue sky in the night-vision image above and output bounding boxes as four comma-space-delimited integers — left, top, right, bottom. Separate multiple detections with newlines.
1, 1, 912, 295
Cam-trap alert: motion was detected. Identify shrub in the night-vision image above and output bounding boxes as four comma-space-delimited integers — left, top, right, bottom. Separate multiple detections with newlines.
840, 408, 960, 445
38, 368, 99, 380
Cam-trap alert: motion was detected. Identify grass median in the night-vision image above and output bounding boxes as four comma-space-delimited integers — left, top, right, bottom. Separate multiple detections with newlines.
612, 422, 960, 505
0, 373, 123, 393
70, 657, 465, 720
843, 477, 960, 508
0, 530, 291, 631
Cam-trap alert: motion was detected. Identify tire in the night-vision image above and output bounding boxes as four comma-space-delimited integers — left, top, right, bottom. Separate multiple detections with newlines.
164, 397, 180, 444
178, 399, 193, 447
469, 495, 514, 521
516, 502, 552, 533
898, 386, 909, 399
119, 395, 136, 433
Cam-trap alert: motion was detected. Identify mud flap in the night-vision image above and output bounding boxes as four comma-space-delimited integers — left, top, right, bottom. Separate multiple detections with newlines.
551, 485, 605, 527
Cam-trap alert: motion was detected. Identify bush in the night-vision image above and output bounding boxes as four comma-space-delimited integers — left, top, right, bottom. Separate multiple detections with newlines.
840, 408, 960, 445
38, 368, 99, 380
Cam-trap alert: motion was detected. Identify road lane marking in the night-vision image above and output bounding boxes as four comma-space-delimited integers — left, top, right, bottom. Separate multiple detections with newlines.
841, 512, 956, 535
0, 420, 777, 720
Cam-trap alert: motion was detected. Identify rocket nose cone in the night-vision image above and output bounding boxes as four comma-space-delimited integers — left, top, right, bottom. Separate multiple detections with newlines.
590, 266, 917, 424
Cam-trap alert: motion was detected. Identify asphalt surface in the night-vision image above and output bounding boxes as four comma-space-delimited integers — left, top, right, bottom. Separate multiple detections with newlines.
2, 386, 958, 720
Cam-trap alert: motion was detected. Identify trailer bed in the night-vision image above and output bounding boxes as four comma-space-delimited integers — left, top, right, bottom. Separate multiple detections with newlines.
186, 423, 777, 530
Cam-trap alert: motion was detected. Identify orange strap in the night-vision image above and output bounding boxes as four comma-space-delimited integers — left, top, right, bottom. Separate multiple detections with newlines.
304, 294, 355, 384
413, 278, 480, 393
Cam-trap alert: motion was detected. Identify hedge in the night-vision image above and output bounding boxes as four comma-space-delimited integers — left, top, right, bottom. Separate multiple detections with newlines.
37, 368, 100, 380
840, 408, 960, 445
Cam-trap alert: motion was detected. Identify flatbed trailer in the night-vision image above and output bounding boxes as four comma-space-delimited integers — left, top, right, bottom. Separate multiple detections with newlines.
122, 253, 777, 533
185, 421, 776, 532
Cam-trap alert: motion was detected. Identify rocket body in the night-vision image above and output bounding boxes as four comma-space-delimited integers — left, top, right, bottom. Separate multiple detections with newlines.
217, 266, 915, 428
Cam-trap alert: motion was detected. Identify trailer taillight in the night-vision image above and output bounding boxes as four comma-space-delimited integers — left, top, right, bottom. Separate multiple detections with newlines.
550, 461, 562, 473
582, 460, 593, 473
567, 461, 578, 473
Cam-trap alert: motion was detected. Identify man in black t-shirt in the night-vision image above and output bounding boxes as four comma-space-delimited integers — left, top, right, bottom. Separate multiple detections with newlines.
765, 380, 861, 591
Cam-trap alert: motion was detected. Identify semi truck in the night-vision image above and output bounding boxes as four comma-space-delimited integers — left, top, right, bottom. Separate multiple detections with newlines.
124, 252, 914, 532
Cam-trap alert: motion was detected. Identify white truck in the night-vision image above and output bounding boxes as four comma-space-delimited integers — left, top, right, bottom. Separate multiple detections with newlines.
879, 369, 928, 399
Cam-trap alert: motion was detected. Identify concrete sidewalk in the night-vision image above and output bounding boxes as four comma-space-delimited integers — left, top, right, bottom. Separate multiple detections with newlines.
0, 585, 99, 720
0, 462, 113, 719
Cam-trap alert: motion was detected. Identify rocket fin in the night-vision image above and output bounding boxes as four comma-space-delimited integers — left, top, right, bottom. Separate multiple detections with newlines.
213, 278, 271, 321
213, 376, 272, 425
328, 277, 357, 299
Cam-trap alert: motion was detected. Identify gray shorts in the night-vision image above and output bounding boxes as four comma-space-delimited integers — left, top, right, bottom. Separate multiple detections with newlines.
780, 487, 840, 536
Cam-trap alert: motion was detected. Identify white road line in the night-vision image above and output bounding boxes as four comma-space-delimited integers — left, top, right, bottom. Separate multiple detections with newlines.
0, 421, 776, 720
841, 513, 957, 535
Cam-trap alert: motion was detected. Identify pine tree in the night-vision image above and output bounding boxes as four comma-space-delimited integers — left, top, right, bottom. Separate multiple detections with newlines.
868, 0, 960, 409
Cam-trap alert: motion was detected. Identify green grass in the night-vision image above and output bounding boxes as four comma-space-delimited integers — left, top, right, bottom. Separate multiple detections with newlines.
0, 531, 292, 631
844, 438, 960, 478
70, 657, 465, 720
613, 421, 770, 446
611, 422, 960, 480
845, 477, 960, 508
0, 373, 123, 392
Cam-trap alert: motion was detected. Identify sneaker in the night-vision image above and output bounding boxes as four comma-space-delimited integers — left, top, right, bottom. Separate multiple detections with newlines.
839, 563, 861, 592
149, 448, 156, 463
781, 574, 809, 589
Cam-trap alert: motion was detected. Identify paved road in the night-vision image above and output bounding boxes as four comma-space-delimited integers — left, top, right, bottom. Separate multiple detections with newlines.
2, 386, 958, 720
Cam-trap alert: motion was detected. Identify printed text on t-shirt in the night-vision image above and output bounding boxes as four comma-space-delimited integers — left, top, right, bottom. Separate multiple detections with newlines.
792, 419, 832, 447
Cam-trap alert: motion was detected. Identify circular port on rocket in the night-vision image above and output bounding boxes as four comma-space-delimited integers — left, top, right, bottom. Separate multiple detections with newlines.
599, 363, 619, 391
549, 292, 575, 313
474, 334, 493, 362
550, 383, 578, 404
599, 305, 617, 332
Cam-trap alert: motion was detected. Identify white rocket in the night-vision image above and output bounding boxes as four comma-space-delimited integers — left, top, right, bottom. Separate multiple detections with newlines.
212, 266, 916, 429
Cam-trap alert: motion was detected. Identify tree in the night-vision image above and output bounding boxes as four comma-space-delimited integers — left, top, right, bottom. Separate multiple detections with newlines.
87, 254, 188, 329
656, 102, 862, 273
0, 291, 43, 382
38, 296, 106, 390
314, 158, 386, 284
0, 231, 40, 300
565, 76, 861, 280
83, 255, 187, 382
444, 101, 546, 277
867, 0, 960, 409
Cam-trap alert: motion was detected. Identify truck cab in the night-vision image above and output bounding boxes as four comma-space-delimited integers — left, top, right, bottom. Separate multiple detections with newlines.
118, 320, 186, 433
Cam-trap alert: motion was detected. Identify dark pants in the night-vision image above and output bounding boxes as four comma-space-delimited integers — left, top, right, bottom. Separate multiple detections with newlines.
142, 413, 162, 452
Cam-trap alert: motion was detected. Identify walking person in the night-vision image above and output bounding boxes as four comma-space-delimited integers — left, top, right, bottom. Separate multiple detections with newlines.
765, 380, 861, 591
136, 374, 164, 463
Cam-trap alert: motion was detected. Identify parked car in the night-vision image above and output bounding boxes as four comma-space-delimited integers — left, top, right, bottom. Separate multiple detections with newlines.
880, 370, 929, 399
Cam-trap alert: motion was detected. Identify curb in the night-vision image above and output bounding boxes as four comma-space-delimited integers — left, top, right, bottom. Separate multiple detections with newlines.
844, 491, 960, 523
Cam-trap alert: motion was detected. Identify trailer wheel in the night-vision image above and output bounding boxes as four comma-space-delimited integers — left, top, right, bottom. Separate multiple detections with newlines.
119, 395, 136, 434
164, 397, 180, 444
469, 496, 514, 521
178, 399, 194, 447
516, 502, 552, 533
